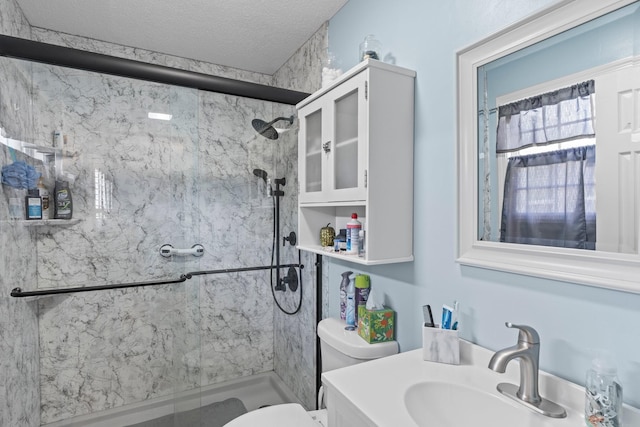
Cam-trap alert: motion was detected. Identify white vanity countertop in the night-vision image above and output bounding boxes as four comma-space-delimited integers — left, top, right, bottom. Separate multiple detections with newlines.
321, 340, 640, 427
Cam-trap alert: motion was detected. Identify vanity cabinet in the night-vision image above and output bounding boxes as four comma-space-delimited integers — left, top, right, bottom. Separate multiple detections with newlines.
296, 59, 415, 265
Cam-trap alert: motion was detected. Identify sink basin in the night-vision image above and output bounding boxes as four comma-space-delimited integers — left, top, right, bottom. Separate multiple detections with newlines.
404, 381, 556, 427
322, 342, 640, 427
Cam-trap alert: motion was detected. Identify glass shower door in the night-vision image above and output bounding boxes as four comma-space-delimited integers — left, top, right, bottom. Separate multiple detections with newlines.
13, 59, 205, 425
165, 84, 203, 425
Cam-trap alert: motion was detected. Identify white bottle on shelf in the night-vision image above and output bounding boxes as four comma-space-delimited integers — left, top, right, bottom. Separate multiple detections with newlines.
346, 213, 361, 254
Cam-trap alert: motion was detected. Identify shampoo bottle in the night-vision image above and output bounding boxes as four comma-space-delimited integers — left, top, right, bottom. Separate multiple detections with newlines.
585, 352, 623, 427
339, 271, 353, 321
25, 188, 42, 220
54, 180, 73, 219
37, 177, 50, 219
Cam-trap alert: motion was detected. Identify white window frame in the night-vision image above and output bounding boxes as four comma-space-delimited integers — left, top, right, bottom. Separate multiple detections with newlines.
457, 0, 640, 295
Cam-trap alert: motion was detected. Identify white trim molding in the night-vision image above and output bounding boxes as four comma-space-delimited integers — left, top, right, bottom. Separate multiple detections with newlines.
456, 0, 640, 294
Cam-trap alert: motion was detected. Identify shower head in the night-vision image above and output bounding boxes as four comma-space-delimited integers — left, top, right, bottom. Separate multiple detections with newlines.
253, 168, 269, 182
252, 115, 294, 140
253, 168, 272, 197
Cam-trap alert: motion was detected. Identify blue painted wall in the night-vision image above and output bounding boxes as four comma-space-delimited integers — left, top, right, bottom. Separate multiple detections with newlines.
326, 0, 640, 408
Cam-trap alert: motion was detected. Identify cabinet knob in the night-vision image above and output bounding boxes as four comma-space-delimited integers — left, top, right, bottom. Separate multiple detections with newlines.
322, 141, 331, 153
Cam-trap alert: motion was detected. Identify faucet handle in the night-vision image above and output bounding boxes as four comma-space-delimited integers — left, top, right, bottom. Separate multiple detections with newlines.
505, 322, 540, 344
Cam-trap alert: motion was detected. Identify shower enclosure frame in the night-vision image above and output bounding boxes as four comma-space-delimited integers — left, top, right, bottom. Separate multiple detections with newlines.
0, 34, 309, 105
2, 34, 310, 299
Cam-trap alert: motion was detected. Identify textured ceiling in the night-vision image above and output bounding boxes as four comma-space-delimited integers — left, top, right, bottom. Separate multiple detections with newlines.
15, 0, 348, 75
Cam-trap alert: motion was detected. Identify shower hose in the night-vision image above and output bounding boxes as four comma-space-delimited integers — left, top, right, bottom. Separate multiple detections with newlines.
269, 196, 303, 315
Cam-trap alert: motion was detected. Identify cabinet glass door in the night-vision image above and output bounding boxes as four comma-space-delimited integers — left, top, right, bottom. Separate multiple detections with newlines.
304, 108, 323, 194
298, 71, 367, 203
327, 72, 366, 201
334, 89, 358, 190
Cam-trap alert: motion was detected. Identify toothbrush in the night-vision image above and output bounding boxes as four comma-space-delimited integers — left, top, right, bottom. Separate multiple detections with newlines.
452, 300, 459, 330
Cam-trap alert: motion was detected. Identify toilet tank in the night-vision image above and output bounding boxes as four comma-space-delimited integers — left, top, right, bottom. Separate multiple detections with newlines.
317, 317, 398, 373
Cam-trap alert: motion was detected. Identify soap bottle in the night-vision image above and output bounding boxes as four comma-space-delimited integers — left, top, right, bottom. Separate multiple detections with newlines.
345, 276, 356, 330
25, 188, 42, 220
585, 352, 623, 427
334, 229, 347, 252
346, 213, 362, 254
358, 229, 365, 257
8, 188, 24, 219
54, 180, 73, 219
37, 177, 50, 219
340, 271, 353, 321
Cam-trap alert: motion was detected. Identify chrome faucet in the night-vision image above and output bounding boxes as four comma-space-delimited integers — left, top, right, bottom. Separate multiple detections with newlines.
488, 322, 566, 418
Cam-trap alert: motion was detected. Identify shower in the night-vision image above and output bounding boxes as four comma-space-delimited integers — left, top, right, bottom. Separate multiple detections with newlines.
252, 132, 301, 315
252, 166, 301, 315
251, 115, 294, 140
1, 23, 316, 425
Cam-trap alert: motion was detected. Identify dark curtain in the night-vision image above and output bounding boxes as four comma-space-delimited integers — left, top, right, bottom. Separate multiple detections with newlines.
500, 146, 596, 249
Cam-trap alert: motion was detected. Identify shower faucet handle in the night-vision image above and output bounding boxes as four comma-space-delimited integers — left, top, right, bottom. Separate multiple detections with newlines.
322, 141, 331, 153
283, 231, 297, 247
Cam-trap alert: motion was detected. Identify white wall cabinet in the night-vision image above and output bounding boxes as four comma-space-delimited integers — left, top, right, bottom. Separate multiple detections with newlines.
296, 59, 415, 265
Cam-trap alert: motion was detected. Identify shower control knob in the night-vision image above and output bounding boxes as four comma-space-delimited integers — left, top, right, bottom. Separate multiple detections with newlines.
322, 141, 331, 153
283, 231, 297, 247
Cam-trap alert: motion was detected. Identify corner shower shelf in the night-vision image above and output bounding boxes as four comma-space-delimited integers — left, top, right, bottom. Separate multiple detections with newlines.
18, 218, 80, 226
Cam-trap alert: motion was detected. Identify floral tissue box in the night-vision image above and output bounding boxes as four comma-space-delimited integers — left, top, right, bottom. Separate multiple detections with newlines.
358, 308, 395, 343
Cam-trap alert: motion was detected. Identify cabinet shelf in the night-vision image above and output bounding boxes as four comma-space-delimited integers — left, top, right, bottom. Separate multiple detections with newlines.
334, 137, 358, 149
305, 181, 322, 192
297, 244, 413, 265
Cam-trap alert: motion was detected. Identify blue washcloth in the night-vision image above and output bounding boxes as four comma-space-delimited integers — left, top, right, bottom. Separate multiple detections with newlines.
1, 161, 40, 189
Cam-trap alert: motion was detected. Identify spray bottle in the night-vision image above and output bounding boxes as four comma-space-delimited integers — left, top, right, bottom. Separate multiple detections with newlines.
340, 271, 353, 321
345, 277, 356, 330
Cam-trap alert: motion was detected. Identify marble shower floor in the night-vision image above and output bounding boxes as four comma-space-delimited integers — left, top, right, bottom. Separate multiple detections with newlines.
43, 371, 302, 427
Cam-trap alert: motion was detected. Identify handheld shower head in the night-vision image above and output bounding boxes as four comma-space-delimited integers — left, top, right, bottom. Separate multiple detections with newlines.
253, 168, 272, 197
253, 168, 268, 182
252, 115, 294, 140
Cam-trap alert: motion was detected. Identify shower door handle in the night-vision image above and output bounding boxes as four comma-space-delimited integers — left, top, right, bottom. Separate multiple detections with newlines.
322, 141, 331, 153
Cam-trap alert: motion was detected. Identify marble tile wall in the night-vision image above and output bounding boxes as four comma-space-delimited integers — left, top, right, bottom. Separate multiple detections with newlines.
272, 23, 328, 410
1, 2, 326, 424
0, 1, 39, 426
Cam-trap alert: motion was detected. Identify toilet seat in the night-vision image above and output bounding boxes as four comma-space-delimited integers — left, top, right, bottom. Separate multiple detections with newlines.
223, 403, 318, 427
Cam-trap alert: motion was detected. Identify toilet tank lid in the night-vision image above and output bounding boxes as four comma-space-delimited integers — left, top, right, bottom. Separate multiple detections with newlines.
318, 318, 398, 359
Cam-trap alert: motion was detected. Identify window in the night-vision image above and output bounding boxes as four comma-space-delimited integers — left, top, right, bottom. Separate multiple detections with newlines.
497, 81, 596, 249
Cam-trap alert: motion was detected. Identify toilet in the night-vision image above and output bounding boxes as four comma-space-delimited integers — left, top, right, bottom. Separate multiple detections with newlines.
224, 317, 398, 427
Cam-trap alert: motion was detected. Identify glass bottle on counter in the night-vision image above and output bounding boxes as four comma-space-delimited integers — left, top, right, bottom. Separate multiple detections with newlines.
585, 352, 623, 427
359, 35, 382, 61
